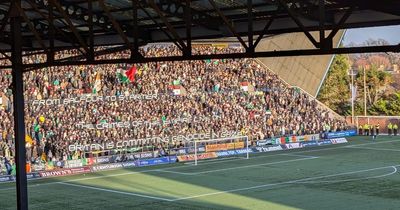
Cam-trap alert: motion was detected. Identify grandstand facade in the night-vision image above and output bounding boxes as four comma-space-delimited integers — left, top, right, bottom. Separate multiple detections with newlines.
257, 30, 345, 96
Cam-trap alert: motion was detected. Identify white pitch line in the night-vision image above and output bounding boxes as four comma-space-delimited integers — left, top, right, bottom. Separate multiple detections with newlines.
345, 147, 400, 152
181, 152, 316, 167
58, 182, 173, 202
171, 165, 400, 201
154, 170, 193, 175
0, 152, 312, 187
297, 166, 398, 184
0, 139, 397, 188
345, 139, 400, 148
187, 157, 319, 175
46, 164, 400, 202
286, 139, 400, 155
0, 155, 314, 191
288, 140, 400, 154
278, 153, 318, 158
156, 156, 318, 175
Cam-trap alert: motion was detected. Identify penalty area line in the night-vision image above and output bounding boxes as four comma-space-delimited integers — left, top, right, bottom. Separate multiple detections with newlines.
297, 166, 398, 184
176, 156, 319, 175
171, 165, 400, 202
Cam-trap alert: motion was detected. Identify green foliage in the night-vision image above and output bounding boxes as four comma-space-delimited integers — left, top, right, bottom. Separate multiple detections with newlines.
355, 65, 392, 107
317, 54, 351, 115
370, 92, 400, 115
318, 53, 394, 116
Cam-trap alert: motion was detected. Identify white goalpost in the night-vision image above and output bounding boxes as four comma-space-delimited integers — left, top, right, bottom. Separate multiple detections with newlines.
193, 136, 249, 166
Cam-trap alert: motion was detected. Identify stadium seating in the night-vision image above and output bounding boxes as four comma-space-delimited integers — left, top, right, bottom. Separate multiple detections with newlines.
0, 44, 347, 171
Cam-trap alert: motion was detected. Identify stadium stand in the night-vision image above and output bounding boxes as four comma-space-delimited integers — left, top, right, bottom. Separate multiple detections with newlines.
0, 45, 347, 174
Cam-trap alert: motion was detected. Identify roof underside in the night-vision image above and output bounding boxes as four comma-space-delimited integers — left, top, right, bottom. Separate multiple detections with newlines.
0, 0, 399, 51
0, 0, 398, 70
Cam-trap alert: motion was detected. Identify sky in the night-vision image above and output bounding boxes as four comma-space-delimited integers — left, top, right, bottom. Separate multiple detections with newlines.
342, 25, 400, 45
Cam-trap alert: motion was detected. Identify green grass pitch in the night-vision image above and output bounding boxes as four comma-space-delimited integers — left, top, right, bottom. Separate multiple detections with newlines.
1, 136, 400, 210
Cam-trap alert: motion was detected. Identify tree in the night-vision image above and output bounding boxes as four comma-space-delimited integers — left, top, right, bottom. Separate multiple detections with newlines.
317, 54, 351, 115
370, 92, 400, 115
318, 53, 393, 116
355, 65, 392, 108
368, 55, 390, 70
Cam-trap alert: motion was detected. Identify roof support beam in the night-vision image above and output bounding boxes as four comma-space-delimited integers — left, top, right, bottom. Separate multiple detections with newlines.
26, 0, 87, 57
208, 0, 249, 51
10, 1, 28, 210
319, 0, 329, 50
139, 4, 184, 52
0, 6, 11, 61
248, 0, 254, 53
184, 0, 191, 57
19, 44, 400, 71
15, 3, 48, 52
99, 0, 133, 50
0, 5, 11, 34
131, 0, 141, 60
277, 0, 320, 48
253, 18, 274, 49
88, 0, 94, 61
327, 6, 354, 40
151, 0, 221, 31
47, 1, 55, 64
51, 0, 89, 56
147, 0, 187, 51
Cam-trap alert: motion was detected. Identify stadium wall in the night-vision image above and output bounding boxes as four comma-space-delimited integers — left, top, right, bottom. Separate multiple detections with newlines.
346, 116, 400, 134
256, 30, 345, 97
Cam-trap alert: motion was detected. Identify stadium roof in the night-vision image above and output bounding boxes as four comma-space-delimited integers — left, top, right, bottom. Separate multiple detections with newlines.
1, 0, 400, 69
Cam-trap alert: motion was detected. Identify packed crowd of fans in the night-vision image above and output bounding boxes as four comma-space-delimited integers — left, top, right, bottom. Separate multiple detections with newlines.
0, 44, 347, 171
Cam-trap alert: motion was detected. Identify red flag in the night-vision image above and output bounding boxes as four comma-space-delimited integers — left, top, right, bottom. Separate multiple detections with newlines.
126, 66, 137, 82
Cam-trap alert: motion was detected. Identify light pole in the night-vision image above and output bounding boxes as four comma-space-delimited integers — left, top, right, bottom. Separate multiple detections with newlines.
363, 66, 367, 117
349, 68, 356, 124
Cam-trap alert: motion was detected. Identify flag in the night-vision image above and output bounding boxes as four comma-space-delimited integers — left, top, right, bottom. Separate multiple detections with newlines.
126, 65, 137, 82
240, 82, 249, 91
349, 84, 357, 102
117, 66, 137, 83
172, 85, 181, 96
117, 69, 128, 83
93, 72, 102, 93
240, 82, 253, 92
170, 85, 186, 96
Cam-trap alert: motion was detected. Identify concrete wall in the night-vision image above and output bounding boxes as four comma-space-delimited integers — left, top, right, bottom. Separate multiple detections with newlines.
256, 30, 344, 97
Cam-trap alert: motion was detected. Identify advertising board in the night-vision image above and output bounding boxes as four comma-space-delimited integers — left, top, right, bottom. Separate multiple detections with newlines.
177, 152, 217, 162
327, 130, 356, 139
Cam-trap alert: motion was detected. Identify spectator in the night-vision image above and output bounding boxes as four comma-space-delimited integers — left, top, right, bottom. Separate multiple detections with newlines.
0, 44, 347, 173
